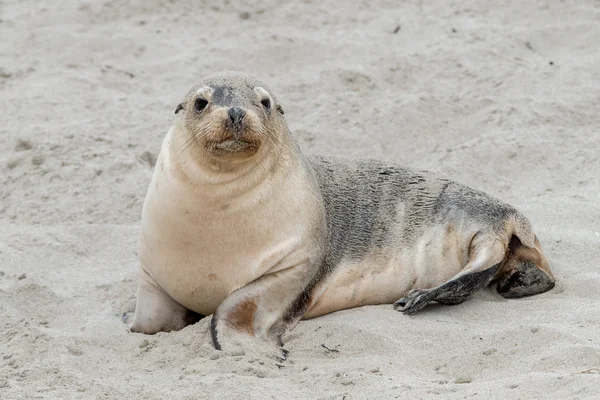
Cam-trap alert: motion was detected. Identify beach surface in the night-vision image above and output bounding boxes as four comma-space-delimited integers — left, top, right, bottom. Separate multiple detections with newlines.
1, 0, 599, 398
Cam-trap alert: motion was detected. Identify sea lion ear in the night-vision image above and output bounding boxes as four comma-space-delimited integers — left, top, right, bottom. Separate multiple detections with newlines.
276, 104, 284, 115
175, 103, 184, 114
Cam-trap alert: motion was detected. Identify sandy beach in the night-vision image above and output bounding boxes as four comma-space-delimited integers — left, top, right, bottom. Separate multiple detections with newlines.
1, 0, 599, 398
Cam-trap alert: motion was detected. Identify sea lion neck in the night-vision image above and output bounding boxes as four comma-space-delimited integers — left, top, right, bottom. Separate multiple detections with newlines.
168, 123, 301, 196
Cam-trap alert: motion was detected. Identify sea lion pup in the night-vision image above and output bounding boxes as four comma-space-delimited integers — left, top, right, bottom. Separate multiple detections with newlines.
127, 71, 555, 358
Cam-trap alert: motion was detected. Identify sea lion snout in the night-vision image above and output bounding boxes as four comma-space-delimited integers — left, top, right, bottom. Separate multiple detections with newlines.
228, 107, 246, 125
227, 107, 247, 140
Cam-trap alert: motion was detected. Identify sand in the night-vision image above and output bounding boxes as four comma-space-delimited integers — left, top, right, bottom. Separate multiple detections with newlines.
1, 0, 599, 398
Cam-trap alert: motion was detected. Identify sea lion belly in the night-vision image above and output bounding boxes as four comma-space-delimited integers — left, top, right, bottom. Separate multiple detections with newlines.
305, 222, 474, 318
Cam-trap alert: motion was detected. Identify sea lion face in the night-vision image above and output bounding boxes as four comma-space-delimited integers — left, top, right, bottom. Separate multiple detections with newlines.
176, 71, 286, 161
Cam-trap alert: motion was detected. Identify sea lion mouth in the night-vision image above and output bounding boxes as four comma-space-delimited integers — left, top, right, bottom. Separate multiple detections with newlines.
208, 138, 258, 153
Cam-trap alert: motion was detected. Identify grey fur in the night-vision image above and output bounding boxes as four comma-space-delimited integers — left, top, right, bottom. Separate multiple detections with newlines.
305, 155, 526, 280
184, 71, 282, 111
307, 157, 440, 266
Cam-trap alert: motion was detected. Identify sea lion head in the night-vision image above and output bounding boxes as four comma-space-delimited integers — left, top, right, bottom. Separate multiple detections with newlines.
175, 71, 287, 161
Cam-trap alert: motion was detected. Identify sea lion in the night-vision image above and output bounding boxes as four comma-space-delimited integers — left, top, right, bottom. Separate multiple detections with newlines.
126, 71, 555, 358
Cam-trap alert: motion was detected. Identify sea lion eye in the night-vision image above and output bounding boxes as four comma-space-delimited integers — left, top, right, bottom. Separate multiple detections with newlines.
194, 98, 208, 112
260, 98, 271, 110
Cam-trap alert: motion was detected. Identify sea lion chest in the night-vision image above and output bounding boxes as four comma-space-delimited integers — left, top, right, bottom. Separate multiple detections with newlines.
138, 157, 320, 316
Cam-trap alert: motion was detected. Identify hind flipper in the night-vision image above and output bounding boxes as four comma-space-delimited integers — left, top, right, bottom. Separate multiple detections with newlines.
496, 235, 555, 298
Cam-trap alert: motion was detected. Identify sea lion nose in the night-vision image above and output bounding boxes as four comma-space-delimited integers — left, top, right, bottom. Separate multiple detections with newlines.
228, 107, 246, 125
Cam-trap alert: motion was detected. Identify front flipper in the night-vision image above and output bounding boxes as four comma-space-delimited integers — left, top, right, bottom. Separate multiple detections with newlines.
128, 267, 203, 334
210, 264, 314, 361
394, 237, 506, 315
